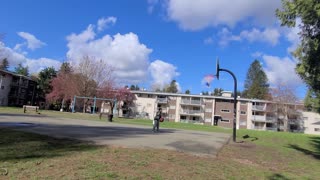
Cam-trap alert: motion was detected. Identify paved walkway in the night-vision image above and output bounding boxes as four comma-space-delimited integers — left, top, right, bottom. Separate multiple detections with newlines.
0, 113, 231, 156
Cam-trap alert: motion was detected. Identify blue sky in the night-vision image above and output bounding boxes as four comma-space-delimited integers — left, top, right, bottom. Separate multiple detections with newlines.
0, 0, 307, 98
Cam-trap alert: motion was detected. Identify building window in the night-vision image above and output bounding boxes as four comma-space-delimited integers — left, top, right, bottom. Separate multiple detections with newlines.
1, 86, 4, 90
240, 111, 246, 115
315, 128, 320, 132
240, 101, 246, 105
147, 94, 153, 98
205, 108, 212, 113
221, 109, 230, 113
221, 119, 230, 123
170, 105, 176, 109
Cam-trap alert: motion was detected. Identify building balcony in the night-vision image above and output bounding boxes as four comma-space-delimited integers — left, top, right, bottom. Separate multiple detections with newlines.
252, 105, 266, 111
180, 119, 203, 124
180, 109, 203, 116
181, 99, 203, 106
266, 116, 276, 122
252, 115, 266, 122
157, 97, 168, 104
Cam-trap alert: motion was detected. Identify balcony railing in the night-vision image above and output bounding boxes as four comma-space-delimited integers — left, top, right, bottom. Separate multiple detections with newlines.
252, 115, 266, 122
180, 109, 202, 115
181, 99, 203, 105
157, 97, 168, 104
180, 119, 203, 124
252, 105, 266, 111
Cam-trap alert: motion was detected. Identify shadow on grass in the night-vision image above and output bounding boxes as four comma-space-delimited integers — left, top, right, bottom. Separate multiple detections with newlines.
0, 128, 98, 161
268, 173, 290, 180
288, 136, 320, 160
242, 134, 259, 141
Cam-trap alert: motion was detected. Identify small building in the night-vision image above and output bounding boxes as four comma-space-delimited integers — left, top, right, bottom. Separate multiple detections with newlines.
0, 69, 37, 106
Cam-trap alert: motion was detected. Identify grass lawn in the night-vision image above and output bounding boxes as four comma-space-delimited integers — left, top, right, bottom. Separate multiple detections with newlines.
1, 107, 320, 179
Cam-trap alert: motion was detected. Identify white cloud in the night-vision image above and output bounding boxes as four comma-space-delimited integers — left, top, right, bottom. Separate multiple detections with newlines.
251, 51, 263, 58
148, 60, 180, 89
218, 28, 241, 46
17, 32, 46, 50
165, 0, 281, 31
66, 25, 152, 84
25, 58, 62, 73
203, 37, 213, 44
0, 42, 61, 73
97, 16, 117, 32
218, 27, 280, 46
263, 55, 302, 87
285, 19, 302, 53
147, 0, 159, 13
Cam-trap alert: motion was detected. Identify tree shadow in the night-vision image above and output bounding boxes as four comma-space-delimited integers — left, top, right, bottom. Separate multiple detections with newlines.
268, 173, 290, 180
0, 120, 177, 162
0, 128, 98, 161
287, 136, 320, 160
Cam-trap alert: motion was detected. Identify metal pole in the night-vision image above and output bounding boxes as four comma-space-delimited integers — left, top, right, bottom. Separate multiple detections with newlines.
93, 96, 96, 114
219, 68, 237, 142
72, 96, 76, 113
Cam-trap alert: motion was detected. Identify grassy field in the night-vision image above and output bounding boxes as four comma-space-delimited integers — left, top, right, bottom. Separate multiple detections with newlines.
1, 107, 320, 179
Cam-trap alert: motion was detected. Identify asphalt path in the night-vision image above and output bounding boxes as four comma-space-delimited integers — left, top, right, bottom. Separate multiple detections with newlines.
0, 113, 231, 156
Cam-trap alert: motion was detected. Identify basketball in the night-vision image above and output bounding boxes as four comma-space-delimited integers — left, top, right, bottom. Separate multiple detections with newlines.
159, 117, 164, 122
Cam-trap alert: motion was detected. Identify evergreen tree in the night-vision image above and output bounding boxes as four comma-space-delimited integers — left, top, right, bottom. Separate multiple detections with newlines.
15, 63, 29, 76
130, 85, 140, 90
38, 67, 57, 100
202, 91, 209, 95
212, 88, 223, 96
304, 88, 320, 112
185, 89, 190, 94
59, 62, 72, 74
243, 60, 269, 99
166, 80, 178, 93
0, 58, 9, 70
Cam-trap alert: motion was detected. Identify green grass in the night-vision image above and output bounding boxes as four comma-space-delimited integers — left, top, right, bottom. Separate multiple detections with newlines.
1, 107, 320, 179
0, 128, 319, 179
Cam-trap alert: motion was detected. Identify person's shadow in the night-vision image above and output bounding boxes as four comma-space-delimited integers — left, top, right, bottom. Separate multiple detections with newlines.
242, 134, 258, 141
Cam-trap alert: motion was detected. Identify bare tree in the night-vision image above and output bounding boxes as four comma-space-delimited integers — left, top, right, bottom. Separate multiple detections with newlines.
269, 83, 301, 132
75, 56, 115, 112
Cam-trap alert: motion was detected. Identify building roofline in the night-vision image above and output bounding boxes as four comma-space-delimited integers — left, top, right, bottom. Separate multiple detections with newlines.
0, 69, 34, 81
130, 90, 304, 105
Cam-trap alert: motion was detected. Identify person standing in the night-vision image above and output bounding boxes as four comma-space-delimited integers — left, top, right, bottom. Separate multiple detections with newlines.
153, 108, 162, 132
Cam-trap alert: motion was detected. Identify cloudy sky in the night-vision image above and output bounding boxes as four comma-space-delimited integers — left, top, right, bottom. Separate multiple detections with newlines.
0, 0, 306, 98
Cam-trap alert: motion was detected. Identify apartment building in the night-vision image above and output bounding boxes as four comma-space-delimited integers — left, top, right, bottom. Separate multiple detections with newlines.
131, 90, 305, 132
302, 111, 320, 135
0, 69, 37, 106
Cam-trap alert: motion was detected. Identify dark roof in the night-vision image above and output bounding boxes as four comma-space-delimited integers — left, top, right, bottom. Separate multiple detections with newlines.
0, 69, 34, 81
